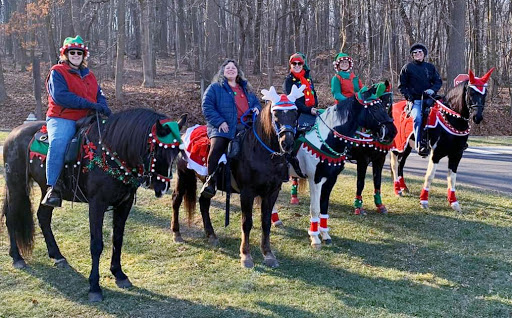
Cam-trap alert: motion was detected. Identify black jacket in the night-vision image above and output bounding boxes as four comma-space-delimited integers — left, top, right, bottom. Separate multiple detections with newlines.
283, 70, 318, 115
398, 60, 442, 101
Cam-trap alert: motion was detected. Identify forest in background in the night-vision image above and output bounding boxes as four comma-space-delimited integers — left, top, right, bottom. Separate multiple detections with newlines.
0, 0, 510, 133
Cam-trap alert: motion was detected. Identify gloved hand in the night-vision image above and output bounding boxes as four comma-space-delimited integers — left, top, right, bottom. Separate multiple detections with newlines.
92, 103, 112, 117
424, 89, 434, 96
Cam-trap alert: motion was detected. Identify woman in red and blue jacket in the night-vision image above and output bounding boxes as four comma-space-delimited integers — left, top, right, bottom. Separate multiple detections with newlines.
42, 35, 111, 207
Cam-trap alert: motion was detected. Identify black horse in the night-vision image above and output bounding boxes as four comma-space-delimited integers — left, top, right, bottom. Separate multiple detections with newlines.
390, 68, 494, 211
2, 108, 186, 301
171, 86, 301, 268
348, 81, 395, 215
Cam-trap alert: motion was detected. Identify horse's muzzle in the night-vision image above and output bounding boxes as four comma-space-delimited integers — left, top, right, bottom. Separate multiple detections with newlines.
279, 132, 295, 154
377, 123, 397, 144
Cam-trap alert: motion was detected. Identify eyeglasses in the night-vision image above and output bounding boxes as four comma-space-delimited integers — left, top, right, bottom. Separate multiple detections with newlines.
412, 50, 423, 55
68, 51, 83, 56
291, 62, 303, 66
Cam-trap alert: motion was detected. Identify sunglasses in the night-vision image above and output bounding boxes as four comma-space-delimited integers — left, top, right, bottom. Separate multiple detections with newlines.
291, 62, 303, 66
412, 50, 423, 55
68, 51, 83, 56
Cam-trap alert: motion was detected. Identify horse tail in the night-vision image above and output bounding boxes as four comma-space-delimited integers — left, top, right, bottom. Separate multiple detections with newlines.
2, 139, 35, 256
297, 178, 309, 195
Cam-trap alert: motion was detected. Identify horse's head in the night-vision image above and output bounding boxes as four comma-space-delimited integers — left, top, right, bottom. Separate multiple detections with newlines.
148, 114, 187, 197
261, 85, 301, 154
356, 82, 397, 143
467, 68, 494, 124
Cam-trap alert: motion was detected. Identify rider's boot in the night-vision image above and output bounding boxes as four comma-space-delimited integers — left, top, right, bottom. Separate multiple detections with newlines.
200, 171, 217, 199
41, 181, 62, 207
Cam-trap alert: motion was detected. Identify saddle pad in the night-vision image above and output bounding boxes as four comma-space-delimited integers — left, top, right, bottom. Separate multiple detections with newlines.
391, 100, 414, 153
29, 125, 49, 161
183, 125, 226, 176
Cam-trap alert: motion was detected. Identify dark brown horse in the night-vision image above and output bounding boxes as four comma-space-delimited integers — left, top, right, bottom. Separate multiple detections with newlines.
2, 109, 186, 302
171, 86, 301, 268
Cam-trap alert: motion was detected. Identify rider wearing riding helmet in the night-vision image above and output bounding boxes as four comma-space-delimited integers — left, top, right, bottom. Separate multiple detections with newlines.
42, 35, 111, 207
331, 52, 363, 103
398, 43, 442, 157
283, 52, 318, 129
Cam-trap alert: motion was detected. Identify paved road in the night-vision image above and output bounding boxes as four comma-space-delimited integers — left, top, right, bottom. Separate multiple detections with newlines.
385, 147, 512, 195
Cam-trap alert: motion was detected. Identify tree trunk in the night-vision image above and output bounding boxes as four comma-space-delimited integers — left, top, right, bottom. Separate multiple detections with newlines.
204, 0, 221, 87
140, 0, 155, 87
70, 0, 83, 36
115, 0, 126, 100
447, 0, 466, 87
0, 54, 8, 103
252, 0, 263, 74
157, 0, 168, 57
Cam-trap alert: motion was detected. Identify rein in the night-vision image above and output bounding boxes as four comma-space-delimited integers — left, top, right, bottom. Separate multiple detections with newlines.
241, 110, 289, 156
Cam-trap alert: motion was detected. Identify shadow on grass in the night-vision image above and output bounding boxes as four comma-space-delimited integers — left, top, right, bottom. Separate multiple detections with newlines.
23, 261, 254, 317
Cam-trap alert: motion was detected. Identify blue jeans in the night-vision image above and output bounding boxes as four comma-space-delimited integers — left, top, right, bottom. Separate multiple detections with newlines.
46, 117, 76, 186
410, 100, 423, 150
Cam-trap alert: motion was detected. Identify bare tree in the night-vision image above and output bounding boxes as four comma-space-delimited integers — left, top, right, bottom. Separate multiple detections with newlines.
115, 0, 126, 99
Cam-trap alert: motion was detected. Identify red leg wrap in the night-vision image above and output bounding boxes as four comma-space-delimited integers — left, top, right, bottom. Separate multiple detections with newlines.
420, 188, 429, 201
271, 211, 280, 223
447, 189, 457, 204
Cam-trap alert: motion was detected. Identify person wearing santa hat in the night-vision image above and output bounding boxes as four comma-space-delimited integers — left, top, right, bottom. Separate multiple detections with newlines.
42, 35, 111, 207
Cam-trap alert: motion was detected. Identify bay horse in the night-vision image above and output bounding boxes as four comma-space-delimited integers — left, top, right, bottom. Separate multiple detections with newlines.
390, 68, 494, 211
171, 86, 302, 268
283, 83, 396, 248
347, 80, 395, 215
2, 108, 187, 302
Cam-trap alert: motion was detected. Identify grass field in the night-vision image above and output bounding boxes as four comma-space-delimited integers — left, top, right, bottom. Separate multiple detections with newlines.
0, 158, 511, 317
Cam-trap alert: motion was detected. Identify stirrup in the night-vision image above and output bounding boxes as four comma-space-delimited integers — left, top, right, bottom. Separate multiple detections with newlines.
41, 187, 62, 207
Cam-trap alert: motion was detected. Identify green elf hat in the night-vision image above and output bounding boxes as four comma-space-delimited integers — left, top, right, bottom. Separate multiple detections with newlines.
333, 52, 353, 72
289, 52, 309, 71
60, 35, 89, 58
150, 120, 184, 149
356, 82, 387, 107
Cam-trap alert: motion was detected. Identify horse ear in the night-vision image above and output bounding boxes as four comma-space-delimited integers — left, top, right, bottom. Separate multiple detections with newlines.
177, 113, 187, 130
385, 80, 391, 91
468, 69, 475, 84
480, 67, 495, 83
155, 120, 170, 137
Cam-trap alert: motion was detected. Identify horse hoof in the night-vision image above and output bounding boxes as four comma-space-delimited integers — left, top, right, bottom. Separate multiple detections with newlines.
13, 260, 27, 269
377, 207, 388, 214
272, 220, 284, 228
173, 233, 185, 243
311, 243, 322, 250
420, 203, 429, 209
88, 291, 104, 302
290, 197, 299, 205
323, 239, 332, 245
354, 208, 367, 216
116, 278, 133, 289
54, 258, 68, 268
240, 255, 254, 268
451, 202, 461, 212
263, 257, 279, 268
208, 236, 219, 247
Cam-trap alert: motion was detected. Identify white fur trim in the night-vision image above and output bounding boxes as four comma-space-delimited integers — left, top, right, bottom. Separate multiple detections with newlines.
319, 227, 330, 232
308, 230, 320, 236
310, 217, 320, 223
319, 214, 329, 219
420, 200, 429, 205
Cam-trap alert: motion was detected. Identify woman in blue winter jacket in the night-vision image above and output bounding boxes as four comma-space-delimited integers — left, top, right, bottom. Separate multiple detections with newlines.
200, 59, 261, 198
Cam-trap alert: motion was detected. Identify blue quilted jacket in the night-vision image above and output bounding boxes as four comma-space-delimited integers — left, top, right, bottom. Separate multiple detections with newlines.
202, 79, 261, 139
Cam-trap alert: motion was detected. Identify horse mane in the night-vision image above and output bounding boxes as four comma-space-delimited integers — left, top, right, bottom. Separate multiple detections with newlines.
100, 108, 167, 168
256, 102, 276, 146
335, 97, 355, 127
444, 81, 467, 114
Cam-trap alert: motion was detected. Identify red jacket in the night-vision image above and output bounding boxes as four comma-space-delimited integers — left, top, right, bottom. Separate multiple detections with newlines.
46, 63, 99, 120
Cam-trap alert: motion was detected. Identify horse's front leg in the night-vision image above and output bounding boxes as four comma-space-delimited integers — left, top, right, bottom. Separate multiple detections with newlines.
355, 158, 369, 215
239, 190, 255, 268
420, 153, 438, 209
319, 175, 337, 244
372, 154, 388, 214
110, 194, 135, 289
260, 190, 280, 268
171, 188, 185, 243
447, 152, 464, 212
199, 195, 218, 246
88, 199, 108, 302
308, 178, 325, 249
36, 203, 67, 267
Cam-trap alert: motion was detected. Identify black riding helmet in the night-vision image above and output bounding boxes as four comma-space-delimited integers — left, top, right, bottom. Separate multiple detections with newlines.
409, 43, 428, 57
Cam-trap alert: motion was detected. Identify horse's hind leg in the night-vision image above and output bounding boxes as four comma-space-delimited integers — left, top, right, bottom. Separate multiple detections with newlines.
110, 195, 135, 290
420, 155, 438, 209
372, 154, 388, 214
171, 188, 184, 243
260, 190, 279, 268
447, 153, 463, 212
36, 203, 67, 267
199, 195, 218, 246
239, 190, 255, 268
